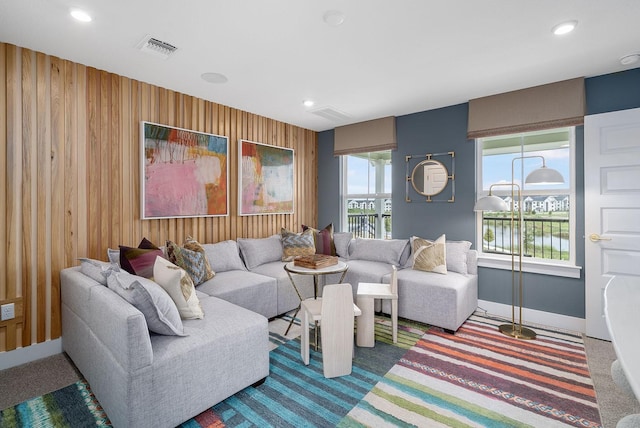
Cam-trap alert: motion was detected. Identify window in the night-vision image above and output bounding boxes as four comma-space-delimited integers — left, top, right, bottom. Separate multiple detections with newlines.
476, 128, 580, 278
341, 151, 392, 239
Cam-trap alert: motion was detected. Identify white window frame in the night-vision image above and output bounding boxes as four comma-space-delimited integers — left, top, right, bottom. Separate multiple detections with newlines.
340, 152, 392, 238
475, 128, 582, 279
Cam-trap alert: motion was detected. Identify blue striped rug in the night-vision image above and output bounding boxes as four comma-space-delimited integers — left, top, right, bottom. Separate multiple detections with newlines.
185, 316, 426, 427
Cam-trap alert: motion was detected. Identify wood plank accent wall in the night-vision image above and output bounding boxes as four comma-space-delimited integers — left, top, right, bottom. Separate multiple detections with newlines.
0, 43, 318, 352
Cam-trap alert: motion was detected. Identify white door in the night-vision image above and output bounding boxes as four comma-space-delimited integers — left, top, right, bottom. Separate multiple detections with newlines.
584, 107, 640, 340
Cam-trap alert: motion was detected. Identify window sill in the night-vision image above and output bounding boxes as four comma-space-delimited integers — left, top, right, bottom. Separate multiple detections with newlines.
477, 255, 582, 279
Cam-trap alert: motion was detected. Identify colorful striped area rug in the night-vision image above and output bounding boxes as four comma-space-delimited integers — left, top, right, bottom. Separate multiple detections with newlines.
341, 314, 603, 427
0, 314, 603, 427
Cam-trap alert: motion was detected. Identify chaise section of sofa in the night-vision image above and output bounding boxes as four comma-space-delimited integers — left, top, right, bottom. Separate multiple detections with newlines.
61, 266, 269, 428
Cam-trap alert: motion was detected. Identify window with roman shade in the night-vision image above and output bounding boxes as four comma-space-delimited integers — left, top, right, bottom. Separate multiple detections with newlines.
334, 116, 397, 156
467, 77, 586, 139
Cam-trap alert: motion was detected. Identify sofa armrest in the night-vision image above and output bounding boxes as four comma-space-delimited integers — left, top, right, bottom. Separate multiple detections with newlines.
467, 250, 478, 275
88, 286, 154, 372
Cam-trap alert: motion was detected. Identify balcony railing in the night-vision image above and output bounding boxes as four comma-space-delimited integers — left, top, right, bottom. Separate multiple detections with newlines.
482, 216, 569, 260
347, 213, 392, 239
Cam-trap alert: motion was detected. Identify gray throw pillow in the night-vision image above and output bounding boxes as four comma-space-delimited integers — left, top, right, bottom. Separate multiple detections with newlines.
237, 235, 282, 270
202, 240, 247, 273
333, 232, 353, 259
446, 240, 472, 274
78, 258, 120, 285
105, 269, 186, 336
349, 238, 409, 265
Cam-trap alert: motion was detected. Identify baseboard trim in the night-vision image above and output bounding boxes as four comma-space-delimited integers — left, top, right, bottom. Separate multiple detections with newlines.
0, 338, 63, 371
477, 300, 586, 334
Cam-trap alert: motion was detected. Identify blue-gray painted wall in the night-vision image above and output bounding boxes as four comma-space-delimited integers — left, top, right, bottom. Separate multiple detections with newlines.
317, 67, 640, 319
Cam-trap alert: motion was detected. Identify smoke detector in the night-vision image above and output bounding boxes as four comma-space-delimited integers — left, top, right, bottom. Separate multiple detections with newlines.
137, 35, 178, 59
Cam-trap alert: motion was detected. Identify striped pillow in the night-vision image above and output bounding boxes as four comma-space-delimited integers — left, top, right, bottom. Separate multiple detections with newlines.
302, 223, 336, 256
281, 228, 315, 261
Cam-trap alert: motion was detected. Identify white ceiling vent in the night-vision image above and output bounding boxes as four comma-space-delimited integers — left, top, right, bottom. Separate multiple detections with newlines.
137, 35, 177, 59
309, 106, 351, 123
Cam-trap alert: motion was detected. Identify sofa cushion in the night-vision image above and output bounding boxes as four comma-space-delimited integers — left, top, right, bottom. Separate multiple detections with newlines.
197, 271, 278, 319
78, 258, 119, 285
333, 232, 353, 259
119, 238, 164, 278
349, 238, 408, 266
153, 257, 204, 320
105, 269, 186, 336
281, 228, 315, 261
238, 235, 282, 270
165, 239, 213, 286
411, 234, 447, 274
446, 240, 472, 274
302, 223, 336, 256
202, 240, 247, 272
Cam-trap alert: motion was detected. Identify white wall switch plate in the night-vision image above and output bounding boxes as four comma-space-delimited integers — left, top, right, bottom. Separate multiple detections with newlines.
1, 303, 15, 321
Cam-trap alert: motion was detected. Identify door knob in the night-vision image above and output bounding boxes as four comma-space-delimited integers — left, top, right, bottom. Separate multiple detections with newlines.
589, 233, 612, 242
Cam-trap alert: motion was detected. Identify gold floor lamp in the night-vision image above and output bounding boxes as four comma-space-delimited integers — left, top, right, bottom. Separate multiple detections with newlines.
474, 155, 564, 340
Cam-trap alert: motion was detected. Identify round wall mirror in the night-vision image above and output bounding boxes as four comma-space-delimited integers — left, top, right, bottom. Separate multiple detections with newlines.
411, 159, 448, 196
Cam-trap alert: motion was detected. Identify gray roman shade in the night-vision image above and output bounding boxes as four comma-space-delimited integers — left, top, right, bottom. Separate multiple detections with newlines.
467, 77, 585, 139
334, 116, 397, 156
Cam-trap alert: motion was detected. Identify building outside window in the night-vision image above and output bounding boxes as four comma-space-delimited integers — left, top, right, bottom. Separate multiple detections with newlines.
476, 127, 577, 276
341, 150, 392, 239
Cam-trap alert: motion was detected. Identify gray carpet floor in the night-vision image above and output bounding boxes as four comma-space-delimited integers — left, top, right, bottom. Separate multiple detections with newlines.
1, 331, 639, 427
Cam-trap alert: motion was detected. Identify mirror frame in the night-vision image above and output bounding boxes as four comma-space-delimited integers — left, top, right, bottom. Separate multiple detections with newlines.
410, 159, 449, 197
405, 151, 455, 203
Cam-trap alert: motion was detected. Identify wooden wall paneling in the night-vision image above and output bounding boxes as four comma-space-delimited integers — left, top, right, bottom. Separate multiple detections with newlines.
0, 42, 318, 353
21, 47, 35, 347
50, 56, 63, 339
35, 51, 49, 343
76, 64, 88, 261
109, 73, 120, 251
6, 44, 22, 350
99, 70, 110, 258
0, 44, 8, 351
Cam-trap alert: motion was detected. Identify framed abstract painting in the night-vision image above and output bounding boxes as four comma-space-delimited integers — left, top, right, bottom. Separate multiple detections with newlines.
239, 139, 294, 215
141, 121, 229, 219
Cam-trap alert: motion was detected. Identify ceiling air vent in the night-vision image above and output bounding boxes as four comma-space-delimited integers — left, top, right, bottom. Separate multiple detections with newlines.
309, 106, 351, 123
136, 35, 178, 59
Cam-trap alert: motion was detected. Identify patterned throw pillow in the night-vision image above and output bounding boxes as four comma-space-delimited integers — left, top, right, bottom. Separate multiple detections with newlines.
119, 238, 164, 278
165, 237, 214, 286
281, 228, 315, 262
302, 223, 336, 256
411, 234, 447, 275
153, 257, 204, 320
183, 236, 215, 281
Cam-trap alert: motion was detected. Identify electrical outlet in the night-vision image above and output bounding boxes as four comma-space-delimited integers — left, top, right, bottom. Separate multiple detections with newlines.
1, 303, 15, 321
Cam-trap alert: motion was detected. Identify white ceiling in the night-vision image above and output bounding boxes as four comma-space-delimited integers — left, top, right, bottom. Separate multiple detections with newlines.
1, 0, 639, 132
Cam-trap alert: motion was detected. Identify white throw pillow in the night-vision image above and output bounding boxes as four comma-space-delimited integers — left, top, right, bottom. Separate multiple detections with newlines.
446, 240, 472, 274
78, 258, 119, 285
153, 257, 204, 320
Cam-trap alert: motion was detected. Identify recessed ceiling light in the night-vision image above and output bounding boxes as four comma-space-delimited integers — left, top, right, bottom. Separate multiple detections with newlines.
303, 100, 315, 107
323, 10, 345, 27
201, 72, 228, 84
552, 20, 577, 36
70, 9, 92, 22
620, 53, 640, 66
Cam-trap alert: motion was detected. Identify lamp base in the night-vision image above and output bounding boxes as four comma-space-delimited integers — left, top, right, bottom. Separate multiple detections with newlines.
498, 323, 536, 340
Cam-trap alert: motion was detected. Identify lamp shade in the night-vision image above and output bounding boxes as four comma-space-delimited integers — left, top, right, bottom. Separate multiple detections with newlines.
474, 195, 509, 211
525, 166, 565, 184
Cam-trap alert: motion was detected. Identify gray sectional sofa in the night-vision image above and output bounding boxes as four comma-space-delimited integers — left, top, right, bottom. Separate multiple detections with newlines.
60, 232, 477, 427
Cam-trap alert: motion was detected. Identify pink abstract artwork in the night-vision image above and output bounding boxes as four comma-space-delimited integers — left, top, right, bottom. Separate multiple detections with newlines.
142, 122, 228, 219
